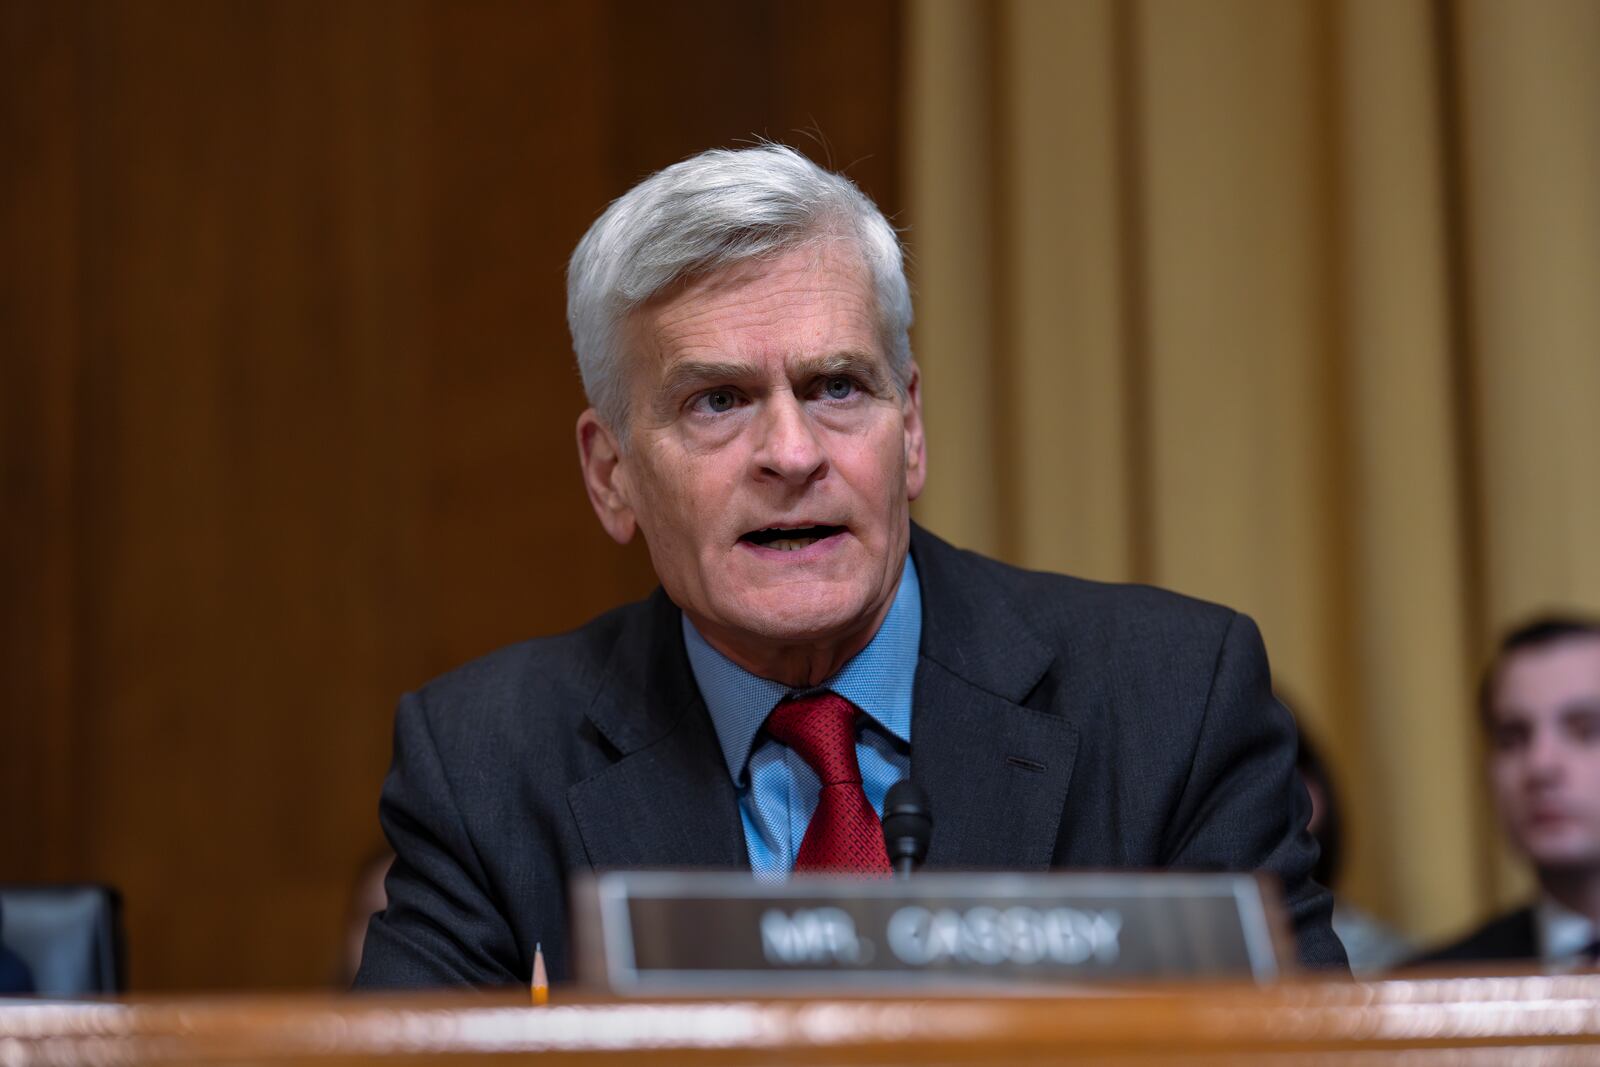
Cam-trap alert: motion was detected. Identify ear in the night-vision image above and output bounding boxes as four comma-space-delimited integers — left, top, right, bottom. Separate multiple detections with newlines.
576, 408, 637, 544
902, 364, 927, 501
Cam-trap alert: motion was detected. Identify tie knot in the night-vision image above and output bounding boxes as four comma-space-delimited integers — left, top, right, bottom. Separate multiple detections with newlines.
764, 690, 863, 786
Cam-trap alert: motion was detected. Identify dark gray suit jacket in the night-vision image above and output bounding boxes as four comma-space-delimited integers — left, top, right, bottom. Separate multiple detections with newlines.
356, 525, 1345, 987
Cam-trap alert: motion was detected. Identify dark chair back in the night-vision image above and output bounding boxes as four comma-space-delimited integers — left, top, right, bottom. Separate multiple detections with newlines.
0, 885, 125, 995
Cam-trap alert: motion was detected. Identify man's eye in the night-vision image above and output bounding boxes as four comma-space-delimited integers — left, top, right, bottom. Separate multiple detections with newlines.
696, 389, 737, 414
1567, 713, 1600, 744
1491, 725, 1528, 752
823, 376, 856, 400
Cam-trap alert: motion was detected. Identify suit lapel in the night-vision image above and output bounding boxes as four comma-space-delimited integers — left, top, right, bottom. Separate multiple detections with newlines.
567, 528, 1081, 873
568, 591, 747, 870
909, 527, 1080, 869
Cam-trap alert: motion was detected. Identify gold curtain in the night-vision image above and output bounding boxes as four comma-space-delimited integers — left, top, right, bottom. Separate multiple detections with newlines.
904, 0, 1600, 943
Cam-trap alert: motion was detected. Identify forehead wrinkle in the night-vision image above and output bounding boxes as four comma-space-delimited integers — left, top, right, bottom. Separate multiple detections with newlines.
628, 244, 891, 419
648, 293, 881, 377
654, 289, 878, 352
647, 255, 879, 345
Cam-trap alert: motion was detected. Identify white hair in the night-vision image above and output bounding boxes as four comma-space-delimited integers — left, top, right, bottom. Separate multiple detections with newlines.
566, 145, 913, 433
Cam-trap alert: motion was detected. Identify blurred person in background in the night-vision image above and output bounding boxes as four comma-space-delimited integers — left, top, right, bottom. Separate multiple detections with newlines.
1415, 616, 1600, 968
1293, 725, 1412, 974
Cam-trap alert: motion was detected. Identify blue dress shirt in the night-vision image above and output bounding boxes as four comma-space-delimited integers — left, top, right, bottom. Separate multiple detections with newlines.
683, 555, 921, 879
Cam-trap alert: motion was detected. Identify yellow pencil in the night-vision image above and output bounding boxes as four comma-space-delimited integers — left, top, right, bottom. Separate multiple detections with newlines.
531, 942, 549, 1006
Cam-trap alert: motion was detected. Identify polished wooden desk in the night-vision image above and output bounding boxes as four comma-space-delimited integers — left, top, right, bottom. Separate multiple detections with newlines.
3, 973, 1599, 1065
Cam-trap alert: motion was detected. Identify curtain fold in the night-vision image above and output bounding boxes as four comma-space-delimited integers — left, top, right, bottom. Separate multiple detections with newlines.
904, 0, 1600, 942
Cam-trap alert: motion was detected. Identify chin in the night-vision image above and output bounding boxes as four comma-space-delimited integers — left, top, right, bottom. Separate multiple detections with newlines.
729, 591, 874, 644
1534, 847, 1600, 869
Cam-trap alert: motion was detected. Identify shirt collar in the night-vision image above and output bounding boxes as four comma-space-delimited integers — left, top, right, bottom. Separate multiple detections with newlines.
683, 554, 921, 786
1536, 893, 1598, 963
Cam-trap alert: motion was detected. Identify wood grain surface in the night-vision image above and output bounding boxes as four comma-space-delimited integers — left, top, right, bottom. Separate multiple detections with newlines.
0, 0, 902, 992
3, 973, 1600, 1064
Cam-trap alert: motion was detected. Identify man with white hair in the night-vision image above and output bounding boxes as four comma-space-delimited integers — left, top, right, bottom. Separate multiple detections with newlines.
355, 145, 1344, 988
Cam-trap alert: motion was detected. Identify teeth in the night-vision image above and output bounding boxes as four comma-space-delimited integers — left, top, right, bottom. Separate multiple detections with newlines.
768, 537, 819, 552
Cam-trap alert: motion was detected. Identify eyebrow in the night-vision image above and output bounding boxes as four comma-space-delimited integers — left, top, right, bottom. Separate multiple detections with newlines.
658, 351, 892, 397
1491, 700, 1600, 728
805, 351, 892, 390
658, 360, 756, 398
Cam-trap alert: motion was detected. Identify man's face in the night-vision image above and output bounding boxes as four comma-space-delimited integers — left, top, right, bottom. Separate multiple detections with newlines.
1486, 636, 1600, 874
581, 241, 925, 674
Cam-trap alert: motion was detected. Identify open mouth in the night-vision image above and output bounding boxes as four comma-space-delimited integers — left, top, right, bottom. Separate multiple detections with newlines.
740, 525, 846, 553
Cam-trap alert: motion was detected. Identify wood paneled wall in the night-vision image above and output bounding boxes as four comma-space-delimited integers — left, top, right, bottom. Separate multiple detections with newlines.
0, 0, 902, 991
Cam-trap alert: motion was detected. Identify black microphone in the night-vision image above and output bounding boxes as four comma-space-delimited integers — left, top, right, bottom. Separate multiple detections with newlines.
881, 779, 932, 878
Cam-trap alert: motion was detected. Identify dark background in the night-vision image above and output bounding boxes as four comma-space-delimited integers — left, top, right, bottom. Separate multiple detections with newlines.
1, 0, 902, 990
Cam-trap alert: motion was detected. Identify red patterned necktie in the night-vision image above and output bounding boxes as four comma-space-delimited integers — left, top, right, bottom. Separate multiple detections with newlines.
764, 691, 892, 875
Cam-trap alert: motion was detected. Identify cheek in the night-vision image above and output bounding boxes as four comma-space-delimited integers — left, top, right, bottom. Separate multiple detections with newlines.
1579, 753, 1600, 805
636, 457, 728, 555
1488, 760, 1521, 800
626, 459, 684, 538
845, 433, 910, 508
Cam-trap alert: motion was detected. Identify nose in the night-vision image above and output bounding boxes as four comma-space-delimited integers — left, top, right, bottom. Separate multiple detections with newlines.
1524, 727, 1567, 786
753, 392, 828, 486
